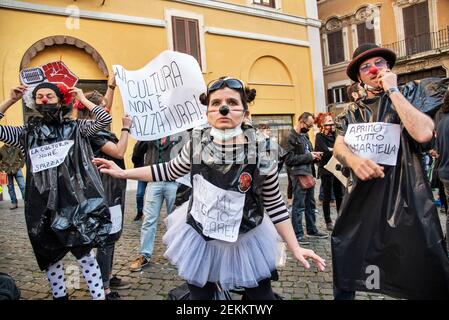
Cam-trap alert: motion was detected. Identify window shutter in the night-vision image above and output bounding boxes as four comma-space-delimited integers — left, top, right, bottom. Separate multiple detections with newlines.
357, 23, 375, 45
172, 16, 202, 67
327, 89, 334, 104
328, 31, 344, 64
403, 1, 430, 55
342, 86, 349, 102
173, 17, 187, 53
187, 20, 201, 66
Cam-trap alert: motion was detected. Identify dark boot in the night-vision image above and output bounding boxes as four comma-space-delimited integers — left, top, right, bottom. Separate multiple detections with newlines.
133, 211, 143, 221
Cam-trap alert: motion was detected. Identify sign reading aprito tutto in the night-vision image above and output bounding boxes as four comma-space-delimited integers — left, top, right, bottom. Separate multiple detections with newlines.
344, 122, 401, 166
29, 140, 74, 173
113, 51, 207, 141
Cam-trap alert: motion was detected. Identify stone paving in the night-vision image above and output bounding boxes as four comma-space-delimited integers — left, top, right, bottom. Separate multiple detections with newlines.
0, 176, 445, 300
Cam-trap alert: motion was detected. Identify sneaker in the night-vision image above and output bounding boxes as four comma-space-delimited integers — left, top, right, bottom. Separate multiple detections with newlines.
326, 222, 334, 231
9, 203, 18, 210
109, 275, 131, 290
130, 255, 149, 272
308, 232, 329, 239
133, 211, 143, 221
297, 237, 310, 245
106, 291, 121, 300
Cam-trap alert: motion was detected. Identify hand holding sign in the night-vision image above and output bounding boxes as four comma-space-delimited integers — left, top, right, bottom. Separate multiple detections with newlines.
10, 85, 28, 103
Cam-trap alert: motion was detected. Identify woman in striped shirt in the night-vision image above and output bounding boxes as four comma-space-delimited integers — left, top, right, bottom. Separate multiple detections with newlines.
94, 77, 325, 300
0, 82, 112, 300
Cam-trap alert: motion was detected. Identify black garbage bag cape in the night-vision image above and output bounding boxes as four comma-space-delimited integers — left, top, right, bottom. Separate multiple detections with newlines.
332, 77, 449, 300
22, 118, 111, 270
89, 129, 126, 243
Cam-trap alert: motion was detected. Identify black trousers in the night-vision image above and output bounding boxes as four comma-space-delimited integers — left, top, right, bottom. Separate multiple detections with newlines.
321, 174, 343, 224
188, 278, 275, 300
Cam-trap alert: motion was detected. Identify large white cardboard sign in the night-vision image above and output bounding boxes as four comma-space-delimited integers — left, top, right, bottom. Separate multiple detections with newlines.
344, 122, 401, 166
113, 51, 207, 141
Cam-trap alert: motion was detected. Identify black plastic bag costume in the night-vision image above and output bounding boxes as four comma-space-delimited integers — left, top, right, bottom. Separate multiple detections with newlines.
333, 78, 449, 299
21, 118, 111, 270
187, 125, 275, 238
89, 129, 126, 243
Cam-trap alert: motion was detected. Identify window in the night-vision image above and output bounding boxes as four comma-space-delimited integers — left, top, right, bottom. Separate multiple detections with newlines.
172, 16, 202, 67
251, 114, 293, 150
327, 30, 345, 64
327, 86, 348, 104
253, 0, 276, 8
357, 23, 375, 46
403, 1, 431, 55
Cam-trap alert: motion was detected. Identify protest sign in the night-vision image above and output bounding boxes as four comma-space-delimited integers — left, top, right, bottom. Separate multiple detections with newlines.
29, 140, 74, 173
20, 61, 79, 108
190, 174, 244, 242
344, 122, 401, 166
113, 51, 207, 141
109, 205, 122, 234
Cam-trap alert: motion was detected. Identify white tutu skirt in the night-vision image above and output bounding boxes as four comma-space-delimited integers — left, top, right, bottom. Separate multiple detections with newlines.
163, 201, 284, 290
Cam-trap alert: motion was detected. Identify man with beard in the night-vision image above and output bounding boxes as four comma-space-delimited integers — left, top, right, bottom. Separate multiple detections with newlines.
285, 112, 327, 245
332, 43, 449, 299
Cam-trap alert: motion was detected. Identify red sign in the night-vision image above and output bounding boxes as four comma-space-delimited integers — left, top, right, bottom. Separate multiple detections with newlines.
20, 61, 78, 88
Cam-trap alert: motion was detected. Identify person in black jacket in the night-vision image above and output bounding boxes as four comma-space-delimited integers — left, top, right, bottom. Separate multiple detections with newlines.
285, 112, 328, 245
314, 113, 343, 231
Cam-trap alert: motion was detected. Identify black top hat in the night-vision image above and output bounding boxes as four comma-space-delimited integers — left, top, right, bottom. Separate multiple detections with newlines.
346, 43, 396, 82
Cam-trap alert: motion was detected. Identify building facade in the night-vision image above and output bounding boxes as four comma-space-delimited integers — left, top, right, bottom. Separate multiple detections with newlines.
0, 0, 325, 168
318, 0, 449, 114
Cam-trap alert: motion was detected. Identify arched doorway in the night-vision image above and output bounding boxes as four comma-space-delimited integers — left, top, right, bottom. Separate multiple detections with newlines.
248, 55, 295, 149
20, 35, 109, 122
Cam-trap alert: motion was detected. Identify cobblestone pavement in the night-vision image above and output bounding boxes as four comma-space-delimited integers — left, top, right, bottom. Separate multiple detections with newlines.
0, 176, 445, 300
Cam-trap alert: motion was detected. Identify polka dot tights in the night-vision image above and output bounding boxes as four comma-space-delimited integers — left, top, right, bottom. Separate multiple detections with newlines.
45, 250, 105, 300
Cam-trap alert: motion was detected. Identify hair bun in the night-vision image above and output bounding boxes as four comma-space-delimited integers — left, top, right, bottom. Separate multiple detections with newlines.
245, 88, 256, 103
199, 93, 208, 105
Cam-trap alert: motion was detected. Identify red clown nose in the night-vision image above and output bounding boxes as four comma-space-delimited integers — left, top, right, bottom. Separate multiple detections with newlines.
368, 66, 379, 75
41, 98, 49, 104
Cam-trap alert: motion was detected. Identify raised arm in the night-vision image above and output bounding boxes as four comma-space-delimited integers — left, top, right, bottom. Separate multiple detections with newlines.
98, 116, 132, 159
72, 87, 112, 137
0, 85, 27, 150
103, 73, 116, 112
378, 69, 434, 143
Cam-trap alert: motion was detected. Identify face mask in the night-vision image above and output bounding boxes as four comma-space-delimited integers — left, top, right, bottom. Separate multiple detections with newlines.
300, 127, 310, 134
364, 83, 383, 94
210, 126, 243, 142
35, 103, 71, 123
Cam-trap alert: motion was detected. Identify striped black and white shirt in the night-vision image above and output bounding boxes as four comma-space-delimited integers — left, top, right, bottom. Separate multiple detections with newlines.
151, 140, 290, 225
0, 106, 112, 155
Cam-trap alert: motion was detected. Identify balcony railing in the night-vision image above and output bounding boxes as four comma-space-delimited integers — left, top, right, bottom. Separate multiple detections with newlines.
383, 27, 449, 59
